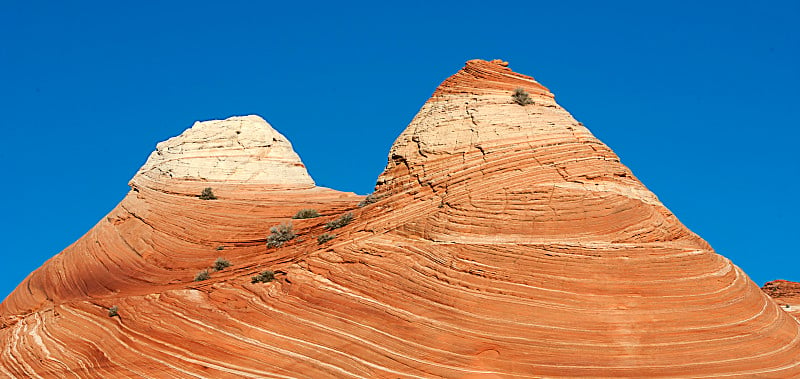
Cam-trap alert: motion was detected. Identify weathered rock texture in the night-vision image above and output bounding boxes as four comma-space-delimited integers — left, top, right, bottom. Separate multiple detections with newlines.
133, 115, 316, 193
2, 60, 799, 377
763, 280, 800, 320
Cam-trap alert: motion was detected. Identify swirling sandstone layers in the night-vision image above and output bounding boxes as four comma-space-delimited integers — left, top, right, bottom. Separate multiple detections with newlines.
0, 116, 363, 377
2, 60, 799, 378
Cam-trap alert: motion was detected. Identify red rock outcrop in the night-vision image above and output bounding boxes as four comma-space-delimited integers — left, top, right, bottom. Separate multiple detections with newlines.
763, 280, 800, 320
2, 60, 799, 377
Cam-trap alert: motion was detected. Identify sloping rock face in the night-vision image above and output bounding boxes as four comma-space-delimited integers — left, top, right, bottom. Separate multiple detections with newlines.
2, 61, 799, 377
764, 280, 800, 320
0, 115, 363, 377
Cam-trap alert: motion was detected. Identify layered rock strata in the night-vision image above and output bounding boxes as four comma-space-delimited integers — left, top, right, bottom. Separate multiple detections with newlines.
0, 115, 360, 325
2, 60, 798, 378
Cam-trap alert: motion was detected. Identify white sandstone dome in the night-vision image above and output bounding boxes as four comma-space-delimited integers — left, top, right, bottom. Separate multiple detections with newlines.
131, 115, 315, 189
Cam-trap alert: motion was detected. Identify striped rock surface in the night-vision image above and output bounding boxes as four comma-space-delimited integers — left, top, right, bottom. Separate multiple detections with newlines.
2, 60, 798, 377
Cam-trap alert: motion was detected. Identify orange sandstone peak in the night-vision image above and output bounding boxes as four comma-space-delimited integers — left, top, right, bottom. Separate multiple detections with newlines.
431, 59, 552, 99
2, 62, 799, 377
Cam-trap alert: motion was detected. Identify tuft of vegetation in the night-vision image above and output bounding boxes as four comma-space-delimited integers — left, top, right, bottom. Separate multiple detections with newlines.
194, 269, 211, 282
199, 187, 217, 200
325, 212, 353, 230
216, 245, 225, 251
213, 257, 231, 271
292, 209, 320, 219
358, 193, 380, 207
266, 223, 296, 248
512, 87, 534, 106
251, 270, 276, 284
108, 306, 119, 317
317, 233, 336, 244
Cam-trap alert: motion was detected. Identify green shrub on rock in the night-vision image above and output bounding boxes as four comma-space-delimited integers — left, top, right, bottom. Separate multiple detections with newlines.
213, 257, 231, 271
317, 233, 336, 244
292, 209, 320, 219
194, 269, 211, 282
512, 87, 534, 106
325, 213, 353, 230
251, 270, 276, 283
199, 187, 217, 200
267, 223, 295, 248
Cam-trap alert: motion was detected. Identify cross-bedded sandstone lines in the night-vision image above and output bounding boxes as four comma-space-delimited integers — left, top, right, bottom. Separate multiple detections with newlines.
3, 61, 798, 377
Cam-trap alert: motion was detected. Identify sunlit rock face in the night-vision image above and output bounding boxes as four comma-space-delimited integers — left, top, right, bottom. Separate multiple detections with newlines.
2, 61, 798, 378
131, 115, 316, 193
764, 279, 800, 321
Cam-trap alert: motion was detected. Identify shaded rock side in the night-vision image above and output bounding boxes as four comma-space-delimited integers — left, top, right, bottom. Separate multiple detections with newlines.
2, 61, 799, 378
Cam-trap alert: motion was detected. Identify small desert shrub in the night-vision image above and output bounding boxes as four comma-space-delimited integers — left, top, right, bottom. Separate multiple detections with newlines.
216, 245, 225, 251
251, 270, 275, 284
512, 87, 534, 106
266, 223, 295, 248
317, 233, 336, 244
292, 209, 320, 219
199, 187, 217, 200
358, 193, 379, 207
325, 212, 353, 230
108, 306, 119, 317
213, 257, 231, 271
194, 269, 211, 282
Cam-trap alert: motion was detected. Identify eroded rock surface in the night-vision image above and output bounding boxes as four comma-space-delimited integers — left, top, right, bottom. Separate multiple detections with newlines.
2, 60, 798, 378
132, 115, 316, 193
764, 279, 800, 320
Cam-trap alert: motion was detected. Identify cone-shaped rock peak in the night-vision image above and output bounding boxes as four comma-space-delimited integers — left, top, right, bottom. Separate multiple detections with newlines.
376, 59, 688, 245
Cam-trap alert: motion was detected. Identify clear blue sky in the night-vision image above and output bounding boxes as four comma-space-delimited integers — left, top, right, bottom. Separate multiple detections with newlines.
1, 1, 798, 300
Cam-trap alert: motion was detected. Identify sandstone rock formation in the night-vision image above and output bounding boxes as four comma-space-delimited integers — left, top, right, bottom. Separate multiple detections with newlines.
2, 60, 799, 377
763, 280, 800, 320
133, 115, 316, 192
